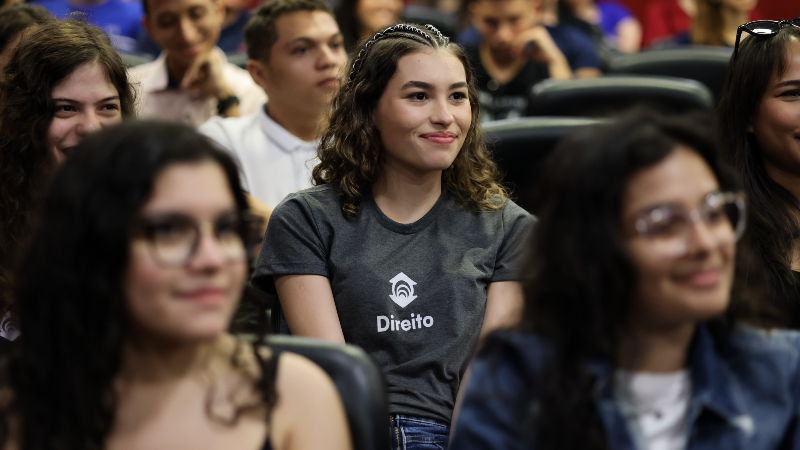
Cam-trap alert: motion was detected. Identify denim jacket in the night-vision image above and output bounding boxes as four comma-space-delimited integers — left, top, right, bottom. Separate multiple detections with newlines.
450, 324, 800, 450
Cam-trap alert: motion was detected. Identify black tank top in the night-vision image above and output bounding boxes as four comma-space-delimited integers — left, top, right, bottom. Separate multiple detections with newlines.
260, 350, 280, 450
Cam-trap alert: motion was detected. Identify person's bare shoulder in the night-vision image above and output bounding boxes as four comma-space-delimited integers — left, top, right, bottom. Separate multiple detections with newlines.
269, 352, 352, 450
0, 388, 19, 450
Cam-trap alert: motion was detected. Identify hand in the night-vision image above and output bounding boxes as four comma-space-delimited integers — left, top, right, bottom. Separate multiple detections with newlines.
513, 25, 566, 65
514, 25, 572, 80
180, 51, 234, 100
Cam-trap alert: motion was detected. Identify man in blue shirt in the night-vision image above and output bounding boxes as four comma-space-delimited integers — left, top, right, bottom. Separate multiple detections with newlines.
136, 0, 251, 57
459, 0, 602, 77
461, 0, 601, 121
32, 0, 142, 53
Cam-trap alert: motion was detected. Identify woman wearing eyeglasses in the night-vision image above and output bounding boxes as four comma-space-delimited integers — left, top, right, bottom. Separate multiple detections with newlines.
716, 20, 800, 327
0, 121, 351, 450
449, 111, 800, 450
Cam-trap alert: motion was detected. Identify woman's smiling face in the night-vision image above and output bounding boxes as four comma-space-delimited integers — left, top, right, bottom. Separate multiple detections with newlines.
750, 39, 800, 180
372, 49, 472, 178
48, 61, 121, 164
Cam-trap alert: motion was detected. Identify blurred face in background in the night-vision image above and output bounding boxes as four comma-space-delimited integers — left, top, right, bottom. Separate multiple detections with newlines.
124, 161, 248, 344
471, 0, 538, 59
143, 0, 225, 72
621, 147, 735, 331
356, 0, 402, 37
48, 61, 122, 164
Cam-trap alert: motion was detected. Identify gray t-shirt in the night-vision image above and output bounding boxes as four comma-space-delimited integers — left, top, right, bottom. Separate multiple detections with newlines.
254, 184, 534, 423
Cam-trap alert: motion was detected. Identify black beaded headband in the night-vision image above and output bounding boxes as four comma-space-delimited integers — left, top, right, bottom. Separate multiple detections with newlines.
347, 23, 449, 84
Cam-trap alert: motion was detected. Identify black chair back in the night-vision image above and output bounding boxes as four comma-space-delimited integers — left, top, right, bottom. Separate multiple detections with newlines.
401, 5, 458, 39
484, 117, 604, 202
266, 335, 390, 450
608, 46, 733, 103
526, 75, 714, 118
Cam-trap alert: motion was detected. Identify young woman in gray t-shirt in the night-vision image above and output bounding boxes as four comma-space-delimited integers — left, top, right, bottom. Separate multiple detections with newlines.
256, 23, 534, 450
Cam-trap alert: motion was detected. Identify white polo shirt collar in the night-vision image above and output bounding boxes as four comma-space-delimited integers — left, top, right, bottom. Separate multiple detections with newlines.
259, 105, 318, 154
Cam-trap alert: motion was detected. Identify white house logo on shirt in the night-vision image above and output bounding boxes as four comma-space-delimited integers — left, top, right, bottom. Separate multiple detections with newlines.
389, 272, 417, 308
377, 272, 433, 332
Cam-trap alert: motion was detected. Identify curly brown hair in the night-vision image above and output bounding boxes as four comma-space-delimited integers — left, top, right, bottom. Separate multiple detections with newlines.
0, 19, 136, 313
312, 23, 507, 216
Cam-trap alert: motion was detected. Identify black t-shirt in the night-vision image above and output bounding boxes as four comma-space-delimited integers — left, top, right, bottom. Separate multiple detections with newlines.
465, 44, 550, 122
254, 184, 534, 423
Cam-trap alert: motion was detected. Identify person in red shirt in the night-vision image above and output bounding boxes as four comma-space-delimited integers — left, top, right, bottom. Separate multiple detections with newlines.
642, 0, 760, 48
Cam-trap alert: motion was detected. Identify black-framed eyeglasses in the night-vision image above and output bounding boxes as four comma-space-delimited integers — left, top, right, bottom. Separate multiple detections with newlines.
734, 19, 800, 64
133, 210, 266, 267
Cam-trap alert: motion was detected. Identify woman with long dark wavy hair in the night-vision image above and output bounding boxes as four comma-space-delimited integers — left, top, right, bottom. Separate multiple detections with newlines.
254, 23, 534, 449
1, 120, 350, 450
716, 24, 800, 326
450, 111, 800, 449
0, 19, 135, 334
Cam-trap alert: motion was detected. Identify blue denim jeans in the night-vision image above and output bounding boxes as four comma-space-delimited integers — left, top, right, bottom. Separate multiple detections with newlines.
389, 414, 450, 450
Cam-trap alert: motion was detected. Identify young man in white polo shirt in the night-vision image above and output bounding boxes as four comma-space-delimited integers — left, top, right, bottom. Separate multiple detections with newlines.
131, 0, 266, 127
199, 0, 346, 208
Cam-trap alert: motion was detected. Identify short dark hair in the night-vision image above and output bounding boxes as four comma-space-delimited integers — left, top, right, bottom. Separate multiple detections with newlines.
141, 0, 217, 18
0, 4, 51, 54
244, 0, 334, 63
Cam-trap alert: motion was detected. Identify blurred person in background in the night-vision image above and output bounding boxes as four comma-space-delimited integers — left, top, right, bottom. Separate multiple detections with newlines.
0, 19, 135, 352
716, 23, 800, 326
200, 0, 347, 210
335, 0, 403, 52
450, 111, 800, 450
0, 4, 51, 75
131, 0, 265, 128
1, 120, 352, 450
674, 0, 759, 47
31, 0, 143, 53
136, 0, 254, 56
464, 0, 600, 121
643, 0, 761, 48
642, 0, 696, 47
560, 0, 641, 53
255, 23, 534, 449
460, 0, 602, 81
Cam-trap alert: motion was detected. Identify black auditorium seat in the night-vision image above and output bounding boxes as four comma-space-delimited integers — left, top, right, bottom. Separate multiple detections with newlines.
265, 335, 390, 450
402, 5, 458, 39
226, 52, 249, 70
483, 116, 604, 202
607, 46, 733, 103
525, 75, 714, 118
